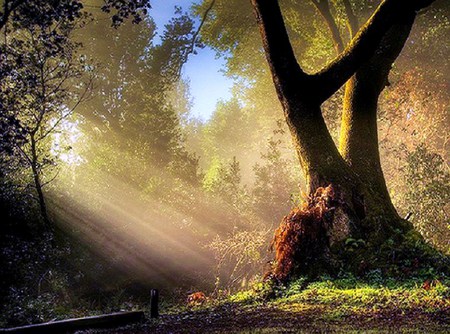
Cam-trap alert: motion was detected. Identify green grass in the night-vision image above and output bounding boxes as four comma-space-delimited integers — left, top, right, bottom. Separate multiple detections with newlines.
5, 276, 449, 333
78, 277, 450, 333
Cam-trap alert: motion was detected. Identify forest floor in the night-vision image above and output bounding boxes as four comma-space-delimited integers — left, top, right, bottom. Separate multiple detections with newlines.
83, 278, 450, 333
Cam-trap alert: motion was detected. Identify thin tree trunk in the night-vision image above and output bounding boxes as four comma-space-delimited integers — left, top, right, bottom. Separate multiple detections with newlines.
30, 135, 51, 226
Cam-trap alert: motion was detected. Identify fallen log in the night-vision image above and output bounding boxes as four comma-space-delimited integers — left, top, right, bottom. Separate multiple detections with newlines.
0, 311, 145, 334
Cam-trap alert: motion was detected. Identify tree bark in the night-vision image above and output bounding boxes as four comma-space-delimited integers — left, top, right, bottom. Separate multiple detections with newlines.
251, 0, 361, 200
251, 0, 435, 190
315, 0, 414, 222
339, 18, 415, 221
310, 0, 436, 103
284, 102, 357, 193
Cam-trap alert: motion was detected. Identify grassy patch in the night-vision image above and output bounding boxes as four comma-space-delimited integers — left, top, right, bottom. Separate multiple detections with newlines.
139, 277, 450, 333
48, 277, 450, 333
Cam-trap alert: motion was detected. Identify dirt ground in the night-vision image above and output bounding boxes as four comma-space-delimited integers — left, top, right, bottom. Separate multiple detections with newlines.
84, 302, 450, 334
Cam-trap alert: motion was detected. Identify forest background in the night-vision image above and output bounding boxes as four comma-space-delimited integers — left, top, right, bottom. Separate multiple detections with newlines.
0, 0, 448, 327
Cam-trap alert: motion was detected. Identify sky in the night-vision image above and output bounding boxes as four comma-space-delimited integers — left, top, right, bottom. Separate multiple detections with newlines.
151, 0, 233, 121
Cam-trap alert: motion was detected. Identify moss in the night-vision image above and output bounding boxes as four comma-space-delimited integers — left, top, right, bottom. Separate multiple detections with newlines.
142, 277, 450, 333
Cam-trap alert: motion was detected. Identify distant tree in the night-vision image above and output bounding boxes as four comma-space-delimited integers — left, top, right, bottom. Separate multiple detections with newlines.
200, 99, 253, 165
204, 156, 248, 210
402, 145, 450, 250
252, 127, 299, 226
0, 1, 94, 226
74, 6, 203, 199
124, 11, 203, 179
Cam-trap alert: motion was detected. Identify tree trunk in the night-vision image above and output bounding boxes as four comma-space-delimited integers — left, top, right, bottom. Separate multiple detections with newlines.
30, 136, 51, 226
273, 95, 372, 278
339, 20, 415, 221
285, 103, 355, 191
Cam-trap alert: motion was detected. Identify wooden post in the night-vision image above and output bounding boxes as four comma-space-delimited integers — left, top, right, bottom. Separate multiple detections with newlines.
150, 289, 159, 318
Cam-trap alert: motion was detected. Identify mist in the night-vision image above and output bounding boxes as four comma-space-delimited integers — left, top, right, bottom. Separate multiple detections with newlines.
1, 0, 449, 331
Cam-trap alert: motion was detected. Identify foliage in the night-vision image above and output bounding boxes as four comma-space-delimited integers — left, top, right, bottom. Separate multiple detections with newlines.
198, 98, 254, 167
79, 7, 202, 183
0, 0, 94, 225
252, 126, 301, 225
203, 156, 248, 209
0, 228, 65, 327
403, 145, 450, 250
0, 0, 203, 327
0, 228, 150, 327
208, 230, 269, 294
101, 0, 151, 27
1, 0, 449, 329
0, 1, 150, 30
379, 67, 449, 251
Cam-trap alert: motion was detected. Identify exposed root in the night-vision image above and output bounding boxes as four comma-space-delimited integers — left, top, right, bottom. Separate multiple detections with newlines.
268, 185, 338, 281
266, 184, 450, 282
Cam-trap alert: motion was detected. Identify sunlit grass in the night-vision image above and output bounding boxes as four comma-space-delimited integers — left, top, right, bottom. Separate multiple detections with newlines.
276, 281, 450, 315
143, 278, 450, 333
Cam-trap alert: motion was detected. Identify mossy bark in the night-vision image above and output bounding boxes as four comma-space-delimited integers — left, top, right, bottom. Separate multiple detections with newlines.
284, 102, 356, 191
339, 20, 415, 221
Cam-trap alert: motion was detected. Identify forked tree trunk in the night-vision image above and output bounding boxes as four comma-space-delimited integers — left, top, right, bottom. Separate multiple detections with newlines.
251, 0, 439, 279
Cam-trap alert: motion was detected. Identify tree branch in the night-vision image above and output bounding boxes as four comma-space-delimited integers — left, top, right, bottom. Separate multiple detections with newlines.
310, 0, 437, 103
15, 142, 33, 167
177, 0, 216, 78
367, 18, 415, 94
251, 0, 308, 99
41, 168, 60, 187
37, 75, 93, 141
311, 0, 344, 53
342, 0, 358, 38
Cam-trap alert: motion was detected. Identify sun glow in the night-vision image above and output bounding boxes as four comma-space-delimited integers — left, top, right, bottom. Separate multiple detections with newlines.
47, 131, 257, 286
51, 169, 226, 285
51, 117, 85, 166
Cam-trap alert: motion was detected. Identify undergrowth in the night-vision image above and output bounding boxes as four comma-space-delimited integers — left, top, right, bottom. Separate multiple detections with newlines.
197, 273, 450, 316
153, 275, 450, 333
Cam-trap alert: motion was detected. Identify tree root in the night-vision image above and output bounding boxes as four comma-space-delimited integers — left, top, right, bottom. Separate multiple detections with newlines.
268, 185, 338, 281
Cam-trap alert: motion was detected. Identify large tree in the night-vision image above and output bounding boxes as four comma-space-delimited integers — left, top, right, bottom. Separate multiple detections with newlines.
248, 0, 444, 278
